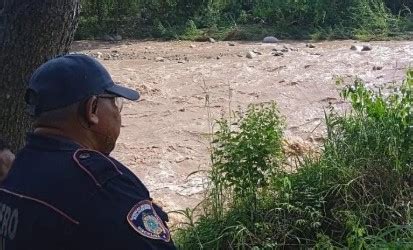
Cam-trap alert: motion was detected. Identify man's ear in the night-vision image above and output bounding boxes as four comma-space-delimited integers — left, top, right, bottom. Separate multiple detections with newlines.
84, 96, 99, 126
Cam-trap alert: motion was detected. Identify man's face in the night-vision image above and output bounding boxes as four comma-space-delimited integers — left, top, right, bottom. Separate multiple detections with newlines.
0, 149, 15, 181
94, 96, 123, 154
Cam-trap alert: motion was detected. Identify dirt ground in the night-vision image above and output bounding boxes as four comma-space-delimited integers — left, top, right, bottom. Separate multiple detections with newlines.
71, 39, 413, 224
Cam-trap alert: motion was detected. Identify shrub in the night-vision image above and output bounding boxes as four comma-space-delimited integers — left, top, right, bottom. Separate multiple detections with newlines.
175, 71, 413, 248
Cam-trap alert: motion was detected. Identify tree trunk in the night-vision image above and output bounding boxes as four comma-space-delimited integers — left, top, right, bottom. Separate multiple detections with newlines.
0, 0, 80, 152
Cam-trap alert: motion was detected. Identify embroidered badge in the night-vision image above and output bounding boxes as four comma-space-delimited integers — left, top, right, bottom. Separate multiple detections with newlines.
127, 200, 171, 242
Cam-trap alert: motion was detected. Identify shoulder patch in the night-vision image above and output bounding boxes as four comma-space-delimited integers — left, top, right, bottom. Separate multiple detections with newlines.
73, 149, 123, 187
127, 200, 171, 242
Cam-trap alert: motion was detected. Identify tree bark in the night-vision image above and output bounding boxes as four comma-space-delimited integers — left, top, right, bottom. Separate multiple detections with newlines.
0, 0, 80, 152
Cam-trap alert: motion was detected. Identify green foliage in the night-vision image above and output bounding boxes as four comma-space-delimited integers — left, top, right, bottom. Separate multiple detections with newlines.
175, 103, 286, 249
175, 71, 413, 248
179, 19, 202, 40
212, 104, 283, 200
76, 0, 412, 40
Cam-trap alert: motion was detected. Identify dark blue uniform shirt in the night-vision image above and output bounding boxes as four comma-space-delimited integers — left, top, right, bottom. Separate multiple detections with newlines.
0, 134, 176, 250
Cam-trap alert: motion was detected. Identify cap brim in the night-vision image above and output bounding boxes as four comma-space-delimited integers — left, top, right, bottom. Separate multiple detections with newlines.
106, 84, 140, 101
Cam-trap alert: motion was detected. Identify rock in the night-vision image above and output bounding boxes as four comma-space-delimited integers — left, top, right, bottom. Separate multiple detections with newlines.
102, 34, 114, 42
252, 49, 262, 55
208, 37, 216, 43
373, 66, 383, 71
262, 36, 279, 43
95, 52, 103, 59
113, 34, 122, 41
155, 57, 165, 62
246, 51, 256, 59
228, 42, 236, 46
306, 43, 316, 48
280, 48, 289, 53
175, 156, 187, 163
273, 52, 284, 57
361, 45, 372, 51
216, 56, 221, 60
237, 54, 243, 57
177, 60, 185, 64
190, 44, 196, 48
351, 44, 372, 51
179, 108, 186, 112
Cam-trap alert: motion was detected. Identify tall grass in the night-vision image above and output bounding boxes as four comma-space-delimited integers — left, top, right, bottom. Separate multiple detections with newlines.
174, 71, 413, 249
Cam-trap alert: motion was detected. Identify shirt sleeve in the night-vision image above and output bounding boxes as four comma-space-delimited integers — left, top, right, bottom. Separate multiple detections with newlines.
69, 170, 177, 250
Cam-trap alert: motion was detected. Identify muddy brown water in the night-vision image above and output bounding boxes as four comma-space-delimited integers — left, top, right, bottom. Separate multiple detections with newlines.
71, 39, 413, 225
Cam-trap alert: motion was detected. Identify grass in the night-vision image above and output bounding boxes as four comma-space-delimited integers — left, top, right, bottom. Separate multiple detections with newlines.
173, 71, 413, 249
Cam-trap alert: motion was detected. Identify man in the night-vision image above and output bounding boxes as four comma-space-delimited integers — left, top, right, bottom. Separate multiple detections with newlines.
0, 139, 14, 182
0, 54, 176, 249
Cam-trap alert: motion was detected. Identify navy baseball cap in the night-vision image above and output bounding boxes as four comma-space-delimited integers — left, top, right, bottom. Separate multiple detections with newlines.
25, 54, 140, 116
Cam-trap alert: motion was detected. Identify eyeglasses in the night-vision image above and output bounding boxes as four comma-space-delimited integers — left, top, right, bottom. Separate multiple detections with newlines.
97, 94, 124, 113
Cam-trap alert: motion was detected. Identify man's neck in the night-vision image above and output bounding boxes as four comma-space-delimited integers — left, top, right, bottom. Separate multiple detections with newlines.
33, 127, 94, 150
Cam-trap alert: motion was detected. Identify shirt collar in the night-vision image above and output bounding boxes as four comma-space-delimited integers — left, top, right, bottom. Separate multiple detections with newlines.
26, 133, 84, 151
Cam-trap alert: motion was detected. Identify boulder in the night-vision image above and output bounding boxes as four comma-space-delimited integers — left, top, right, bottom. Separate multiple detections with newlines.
361, 45, 372, 51
263, 36, 279, 43
246, 51, 256, 59
351, 44, 372, 51
102, 34, 114, 42
113, 34, 122, 41
155, 57, 165, 62
350, 45, 358, 50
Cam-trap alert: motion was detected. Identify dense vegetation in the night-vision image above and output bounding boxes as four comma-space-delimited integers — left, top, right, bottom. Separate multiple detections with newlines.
76, 0, 413, 40
174, 71, 413, 248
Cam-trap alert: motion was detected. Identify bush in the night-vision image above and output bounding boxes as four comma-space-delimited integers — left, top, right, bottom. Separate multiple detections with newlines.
175, 71, 413, 248
212, 104, 284, 203
180, 19, 202, 40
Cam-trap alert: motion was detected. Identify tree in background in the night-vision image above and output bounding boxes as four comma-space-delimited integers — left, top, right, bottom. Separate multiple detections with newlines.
76, 0, 411, 40
0, 0, 80, 151
386, 0, 413, 14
